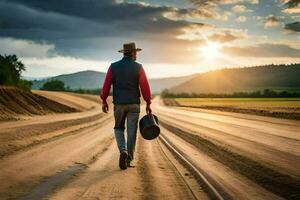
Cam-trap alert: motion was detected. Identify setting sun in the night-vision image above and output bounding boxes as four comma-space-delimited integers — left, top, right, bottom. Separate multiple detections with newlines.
200, 42, 221, 60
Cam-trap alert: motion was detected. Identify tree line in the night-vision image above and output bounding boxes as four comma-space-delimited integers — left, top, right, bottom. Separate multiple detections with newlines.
0, 54, 32, 90
41, 79, 102, 95
0, 54, 102, 95
161, 89, 300, 98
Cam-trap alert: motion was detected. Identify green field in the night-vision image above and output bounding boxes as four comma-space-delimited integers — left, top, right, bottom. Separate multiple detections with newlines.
177, 98, 300, 102
174, 98, 300, 110
163, 98, 300, 120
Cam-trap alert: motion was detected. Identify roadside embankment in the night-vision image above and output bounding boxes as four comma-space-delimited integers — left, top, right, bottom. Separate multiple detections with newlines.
0, 87, 78, 121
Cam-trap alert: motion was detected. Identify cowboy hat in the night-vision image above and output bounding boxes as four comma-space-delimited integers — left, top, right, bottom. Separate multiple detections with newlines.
118, 42, 142, 53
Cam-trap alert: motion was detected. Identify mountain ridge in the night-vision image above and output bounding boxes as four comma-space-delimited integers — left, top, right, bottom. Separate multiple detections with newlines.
31, 70, 195, 93
31, 63, 300, 94
170, 63, 300, 94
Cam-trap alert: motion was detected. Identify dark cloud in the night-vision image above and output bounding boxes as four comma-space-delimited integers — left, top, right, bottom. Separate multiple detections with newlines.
166, 8, 216, 19
282, 1, 299, 32
263, 15, 280, 28
222, 43, 300, 57
0, 0, 209, 63
285, 21, 300, 32
0, 1, 120, 41
285, 0, 300, 8
0, 0, 191, 38
186, 0, 258, 6
8, 0, 167, 22
282, 0, 300, 13
187, 0, 231, 6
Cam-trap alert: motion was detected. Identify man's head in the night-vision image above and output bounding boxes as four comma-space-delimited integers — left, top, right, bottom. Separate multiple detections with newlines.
124, 51, 137, 60
119, 42, 141, 60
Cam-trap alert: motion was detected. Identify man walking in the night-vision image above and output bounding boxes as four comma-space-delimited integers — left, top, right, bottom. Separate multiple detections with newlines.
100, 42, 152, 170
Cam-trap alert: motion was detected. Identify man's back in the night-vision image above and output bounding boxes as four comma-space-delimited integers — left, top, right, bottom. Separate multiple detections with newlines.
111, 57, 141, 104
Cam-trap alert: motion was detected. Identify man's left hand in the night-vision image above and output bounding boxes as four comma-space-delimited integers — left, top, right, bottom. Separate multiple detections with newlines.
146, 104, 152, 115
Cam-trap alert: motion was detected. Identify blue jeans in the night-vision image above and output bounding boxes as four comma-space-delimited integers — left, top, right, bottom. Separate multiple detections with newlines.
114, 104, 140, 161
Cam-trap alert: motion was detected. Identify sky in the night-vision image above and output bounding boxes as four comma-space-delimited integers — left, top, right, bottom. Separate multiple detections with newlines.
0, 0, 300, 78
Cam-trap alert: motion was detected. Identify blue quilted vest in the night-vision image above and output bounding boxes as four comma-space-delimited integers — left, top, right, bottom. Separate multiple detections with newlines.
111, 57, 141, 104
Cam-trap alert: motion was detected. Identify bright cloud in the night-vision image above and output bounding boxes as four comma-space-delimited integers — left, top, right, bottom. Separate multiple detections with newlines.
264, 15, 281, 28
232, 5, 252, 12
0, 38, 55, 58
236, 16, 247, 22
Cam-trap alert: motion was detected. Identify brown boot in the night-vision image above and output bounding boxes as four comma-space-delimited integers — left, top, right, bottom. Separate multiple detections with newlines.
119, 151, 128, 170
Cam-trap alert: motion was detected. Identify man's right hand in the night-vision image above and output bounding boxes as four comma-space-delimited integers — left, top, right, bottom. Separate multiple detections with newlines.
102, 102, 109, 113
146, 104, 152, 115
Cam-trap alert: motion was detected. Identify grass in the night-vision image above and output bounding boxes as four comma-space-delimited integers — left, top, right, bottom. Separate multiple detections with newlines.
163, 98, 300, 120
177, 98, 300, 102
174, 98, 300, 110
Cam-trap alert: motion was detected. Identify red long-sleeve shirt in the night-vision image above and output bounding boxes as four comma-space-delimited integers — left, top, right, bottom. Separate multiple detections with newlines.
100, 66, 152, 105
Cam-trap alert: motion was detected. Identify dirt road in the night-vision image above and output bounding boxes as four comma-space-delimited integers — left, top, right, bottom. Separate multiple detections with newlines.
0, 93, 203, 200
1, 93, 299, 200
154, 97, 300, 200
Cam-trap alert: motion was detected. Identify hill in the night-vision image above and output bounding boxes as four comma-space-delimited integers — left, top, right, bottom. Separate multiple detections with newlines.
0, 87, 78, 121
170, 64, 300, 94
149, 74, 196, 93
32, 70, 195, 93
32, 70, 106, 90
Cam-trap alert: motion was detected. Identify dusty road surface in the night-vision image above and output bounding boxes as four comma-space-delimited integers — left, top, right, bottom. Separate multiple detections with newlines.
154, 97, 300, 200
1, 93, 299, 200
0, 92, 205, 200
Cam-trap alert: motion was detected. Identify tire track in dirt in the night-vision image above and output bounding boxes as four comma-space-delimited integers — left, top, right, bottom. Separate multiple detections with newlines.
0, 113, 110, 158
158, 134, 228, 200
158, 112, 299, 177
136, 137, 197, 200
160, 121, 300, 200
0, 120, 115, 200
17, 138, 114, 200
158, 112, 299, 151
157, 137, 211, 200
47, 133, 199, 200
46, 138, 143, 200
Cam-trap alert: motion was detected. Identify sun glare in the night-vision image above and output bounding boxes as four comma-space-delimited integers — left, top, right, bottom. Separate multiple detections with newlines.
200, 42, 221, 60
